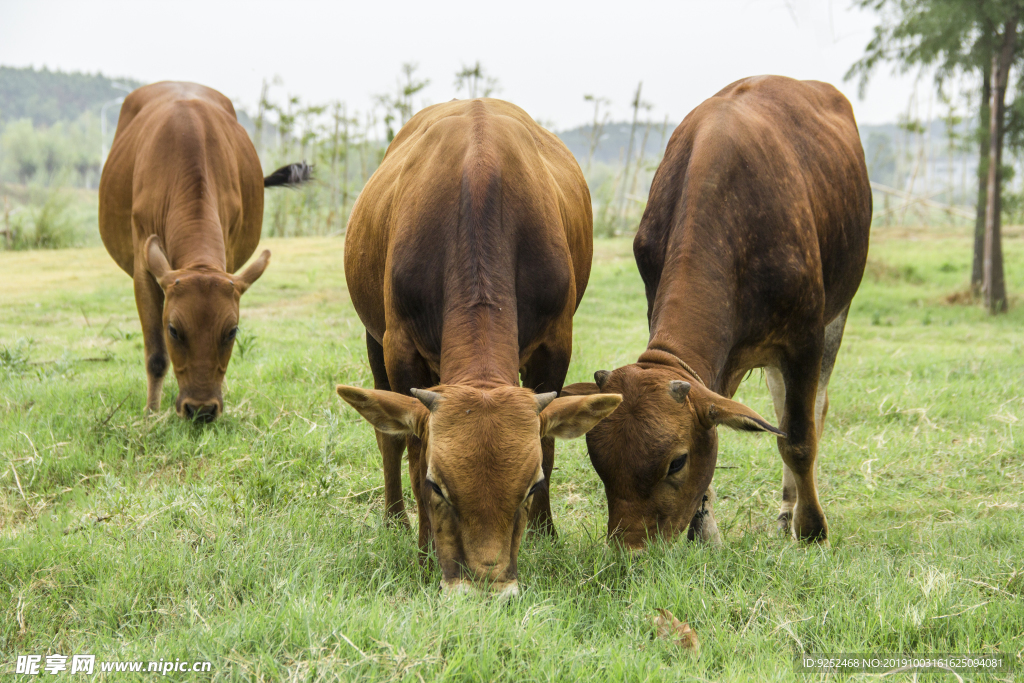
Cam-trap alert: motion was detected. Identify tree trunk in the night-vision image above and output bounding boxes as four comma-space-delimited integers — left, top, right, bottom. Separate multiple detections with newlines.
983, 19, 1017, 314
972, 61, 992, 293
618, 82, 642, 233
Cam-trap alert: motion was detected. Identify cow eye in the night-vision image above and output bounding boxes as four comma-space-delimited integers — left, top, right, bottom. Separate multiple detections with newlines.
427, 479, 446, 500
226, 327, 238, 341
668, 454, 687, 475
168, 324, 181, 341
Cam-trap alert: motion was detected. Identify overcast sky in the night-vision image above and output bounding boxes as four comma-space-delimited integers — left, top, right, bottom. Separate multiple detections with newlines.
1, 0, 932, 130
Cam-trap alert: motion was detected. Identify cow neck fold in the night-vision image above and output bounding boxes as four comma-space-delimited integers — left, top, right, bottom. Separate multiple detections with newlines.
641, 229, 736, 395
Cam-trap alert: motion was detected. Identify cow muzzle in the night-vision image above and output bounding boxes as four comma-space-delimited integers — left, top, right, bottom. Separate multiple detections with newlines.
607, 499, 662, 550
608, 525, 652, 552
178, 397, 223, 423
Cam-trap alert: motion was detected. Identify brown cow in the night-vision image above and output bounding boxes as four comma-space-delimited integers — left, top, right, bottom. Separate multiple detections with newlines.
564, 76, 871, 548
336, 99, 621, 594
99, 81, 309, 422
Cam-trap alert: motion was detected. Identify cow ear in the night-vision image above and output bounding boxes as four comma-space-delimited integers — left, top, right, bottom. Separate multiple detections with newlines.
695, 390, 785, 436
559, 382, 600, 397
540, 394, 622, 439
336, 385, 428, 437
235, 250, 271, 294
144, 235, 177, 289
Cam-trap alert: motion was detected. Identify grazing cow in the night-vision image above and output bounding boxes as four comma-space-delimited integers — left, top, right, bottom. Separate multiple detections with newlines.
99, 81, 309, 422
564, 76, 871, 548
336, 99, 622, 594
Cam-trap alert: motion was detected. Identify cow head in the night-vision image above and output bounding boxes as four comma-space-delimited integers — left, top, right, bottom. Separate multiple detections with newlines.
336, 383, 622, 594
563, 364, 782, 549
144, 235, 269, 422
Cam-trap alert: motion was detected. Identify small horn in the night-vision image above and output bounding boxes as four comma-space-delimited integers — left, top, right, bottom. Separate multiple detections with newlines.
594, 370, 611, 389
534, 391, 558, 412
410, 388, 442, 411
668, 380, 691, 403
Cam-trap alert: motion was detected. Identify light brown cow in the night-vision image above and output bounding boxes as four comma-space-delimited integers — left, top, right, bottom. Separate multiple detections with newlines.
99, 81, 308, 421
336, 99, 621, 594
565, 76, 872, 548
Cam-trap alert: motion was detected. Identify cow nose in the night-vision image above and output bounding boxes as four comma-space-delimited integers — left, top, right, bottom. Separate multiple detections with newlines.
183, 401, 219, 423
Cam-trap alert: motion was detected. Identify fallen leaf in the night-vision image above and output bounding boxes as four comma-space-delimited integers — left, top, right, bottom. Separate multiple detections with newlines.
653, 608, 700, 654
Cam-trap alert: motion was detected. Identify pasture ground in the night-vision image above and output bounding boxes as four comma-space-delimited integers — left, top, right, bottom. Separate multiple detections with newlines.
1, 229, 1023, 681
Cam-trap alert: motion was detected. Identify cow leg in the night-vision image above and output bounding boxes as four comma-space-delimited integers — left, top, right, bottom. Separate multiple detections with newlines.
815, 307, 849, 439
765, 366, 796, 533
406, 435, 430, 560
133, 266, 167, 413
521, 341, 572, 538
366, 332, 410, 529
767, 308, 847, 538
382, 329, 434, 557
771, 333, 830, 543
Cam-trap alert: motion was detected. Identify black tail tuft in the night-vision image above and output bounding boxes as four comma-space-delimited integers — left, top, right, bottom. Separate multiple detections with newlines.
263, 161, 313, 188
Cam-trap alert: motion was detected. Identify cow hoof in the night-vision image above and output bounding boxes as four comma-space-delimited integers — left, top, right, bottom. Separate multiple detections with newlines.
384, 512, 411, 530
796, 528, 829, 546
776, 511, 792, 536
792, 518, 828, 545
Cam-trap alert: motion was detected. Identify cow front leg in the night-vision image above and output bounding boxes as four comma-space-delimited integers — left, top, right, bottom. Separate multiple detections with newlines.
382, 328, 434, 558
133, 266, 167, 413
366, 332, 410, 528
530, 435, 557, 536
406, 435, 432, 561
521, 338, 572, 538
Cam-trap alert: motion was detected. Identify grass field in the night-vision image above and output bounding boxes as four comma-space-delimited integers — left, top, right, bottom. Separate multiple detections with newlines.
2, 229, 1023, 681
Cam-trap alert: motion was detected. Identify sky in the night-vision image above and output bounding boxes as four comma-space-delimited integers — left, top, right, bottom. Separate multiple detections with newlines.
0, 0, 931, 130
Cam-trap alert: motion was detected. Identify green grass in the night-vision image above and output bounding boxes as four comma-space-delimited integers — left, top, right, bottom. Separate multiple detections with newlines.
1, 231, 1023, 681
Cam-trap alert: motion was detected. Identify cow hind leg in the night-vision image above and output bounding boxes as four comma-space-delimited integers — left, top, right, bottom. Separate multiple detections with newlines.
767, 307, 847, 539
366, 332, 410, 529
521, 341, 572, 539
770, 341, 829, 543
765, 366, 796, 534
816, 306, 848, 438
134, 268, 167, 413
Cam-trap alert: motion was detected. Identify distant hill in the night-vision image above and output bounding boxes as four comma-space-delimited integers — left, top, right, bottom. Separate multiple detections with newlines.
0, 65, 143, 126
557, 120, 678, 166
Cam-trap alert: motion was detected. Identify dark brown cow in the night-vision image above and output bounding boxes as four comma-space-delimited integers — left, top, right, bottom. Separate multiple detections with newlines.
565, 76, 871, 548
99, 81, 308, 421
336, 98, 621, 594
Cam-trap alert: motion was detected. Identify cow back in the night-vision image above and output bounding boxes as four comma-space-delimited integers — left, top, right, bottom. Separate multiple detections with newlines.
99, 82, 264, 275
635, 76, 871, 338
345, 99, 592, 380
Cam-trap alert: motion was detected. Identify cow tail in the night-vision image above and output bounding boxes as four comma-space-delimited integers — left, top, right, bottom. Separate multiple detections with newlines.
263, 162, 313, 188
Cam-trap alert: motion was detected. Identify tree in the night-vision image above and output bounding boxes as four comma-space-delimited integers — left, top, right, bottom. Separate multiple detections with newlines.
376, 62, 430, 143
982, 12, 1017, 312
617, 81, 648, 232
397, 62, 430, 124
1, 119, 40, 183
848, 0, 1021, 313
582, 94, 610, 174
454, 61, 500, 99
